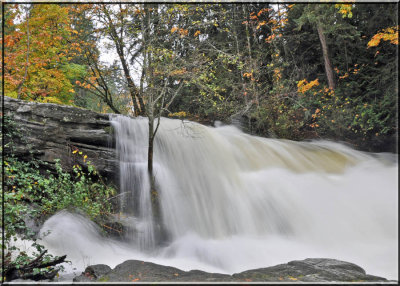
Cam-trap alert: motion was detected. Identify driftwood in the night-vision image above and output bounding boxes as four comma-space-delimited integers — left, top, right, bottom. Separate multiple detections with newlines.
4, 250, 67, 281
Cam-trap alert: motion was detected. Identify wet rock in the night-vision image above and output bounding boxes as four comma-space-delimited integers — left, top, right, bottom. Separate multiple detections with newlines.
86, 264, 112, 278
73, 258, 388, 282
101, 220, 125, 239
233, 258, 387, 282
73, 264, 112, 282
72, 274, 94, 282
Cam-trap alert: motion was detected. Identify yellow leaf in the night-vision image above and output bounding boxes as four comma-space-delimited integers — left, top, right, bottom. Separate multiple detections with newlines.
171, 27, 178, 33
72, 150, 78, 154
194, 30, 201, 37
367, 35, 382, 48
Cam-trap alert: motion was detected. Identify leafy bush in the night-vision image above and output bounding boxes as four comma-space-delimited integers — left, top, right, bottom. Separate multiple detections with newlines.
4, 156, 115, 222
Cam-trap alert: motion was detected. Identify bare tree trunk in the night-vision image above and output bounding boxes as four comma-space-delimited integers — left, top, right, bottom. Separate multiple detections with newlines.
102, 5, 145, 116
17, 6, 31, 99
142, 4, 166, 245
317, 24, 335, 90
147, 116, 154, 179
122, 60, 144, 116
147, 113, 159, 225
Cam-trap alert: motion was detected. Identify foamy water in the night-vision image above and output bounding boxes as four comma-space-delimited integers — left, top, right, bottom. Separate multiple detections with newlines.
39, 116, 398, 280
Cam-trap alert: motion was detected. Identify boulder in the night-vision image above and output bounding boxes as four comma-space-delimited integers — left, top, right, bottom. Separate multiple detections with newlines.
73, 258, 388, 282
73, 264, 112, 282
233, 258, 387, 282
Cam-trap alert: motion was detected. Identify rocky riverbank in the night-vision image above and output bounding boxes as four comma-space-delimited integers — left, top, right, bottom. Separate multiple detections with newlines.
72, 258, 389, 282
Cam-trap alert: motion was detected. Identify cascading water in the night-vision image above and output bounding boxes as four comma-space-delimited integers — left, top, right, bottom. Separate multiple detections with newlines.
39, 115, 398, 280
111, 116, 156, 250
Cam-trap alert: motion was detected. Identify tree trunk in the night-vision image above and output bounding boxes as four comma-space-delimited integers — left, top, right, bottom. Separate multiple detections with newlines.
102, 5, 145, 116
147, 114, 167, 245
122, 61, 144, 116
147, 116, 154, 178
317, 24, 335, 90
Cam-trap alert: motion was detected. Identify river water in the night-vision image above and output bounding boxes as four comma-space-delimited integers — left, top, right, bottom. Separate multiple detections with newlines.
38, 116, 398, 280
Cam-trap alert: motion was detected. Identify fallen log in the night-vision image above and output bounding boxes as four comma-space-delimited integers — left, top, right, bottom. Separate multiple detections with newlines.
4, 250, 67, 281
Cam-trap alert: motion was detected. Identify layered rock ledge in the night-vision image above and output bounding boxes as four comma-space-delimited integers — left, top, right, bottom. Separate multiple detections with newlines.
73, 258, 389, 282
4, 96, 117, 181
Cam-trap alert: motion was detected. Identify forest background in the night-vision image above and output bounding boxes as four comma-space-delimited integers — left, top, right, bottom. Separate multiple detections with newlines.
3, 3, 398, 152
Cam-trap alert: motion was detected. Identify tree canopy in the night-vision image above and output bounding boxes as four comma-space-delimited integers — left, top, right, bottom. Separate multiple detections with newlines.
2, 3, 398, 152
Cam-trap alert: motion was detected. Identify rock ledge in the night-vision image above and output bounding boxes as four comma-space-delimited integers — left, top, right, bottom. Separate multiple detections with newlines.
73, 258, 388, 282
4, 96, 117, 181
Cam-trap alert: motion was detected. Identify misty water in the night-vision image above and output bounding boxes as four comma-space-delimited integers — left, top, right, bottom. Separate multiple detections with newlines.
37, 116, 398, 280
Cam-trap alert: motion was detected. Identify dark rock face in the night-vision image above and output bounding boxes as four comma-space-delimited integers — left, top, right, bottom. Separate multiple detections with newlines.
4, 96, 117, 182
73, 258, 388, 282
74, 260, 232, 282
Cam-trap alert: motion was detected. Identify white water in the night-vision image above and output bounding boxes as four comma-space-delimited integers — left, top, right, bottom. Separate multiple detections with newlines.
39, 116, 398, 280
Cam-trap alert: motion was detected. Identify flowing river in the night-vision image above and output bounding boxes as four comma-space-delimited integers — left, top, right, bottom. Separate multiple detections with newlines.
38, 116, 398, 280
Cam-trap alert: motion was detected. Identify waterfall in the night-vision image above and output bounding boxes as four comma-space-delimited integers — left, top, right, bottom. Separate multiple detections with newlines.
40, 115, 398, 279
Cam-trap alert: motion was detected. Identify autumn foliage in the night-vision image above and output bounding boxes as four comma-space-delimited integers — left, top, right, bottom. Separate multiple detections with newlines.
3, 4, 86, 104
367, 26, 399, 47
